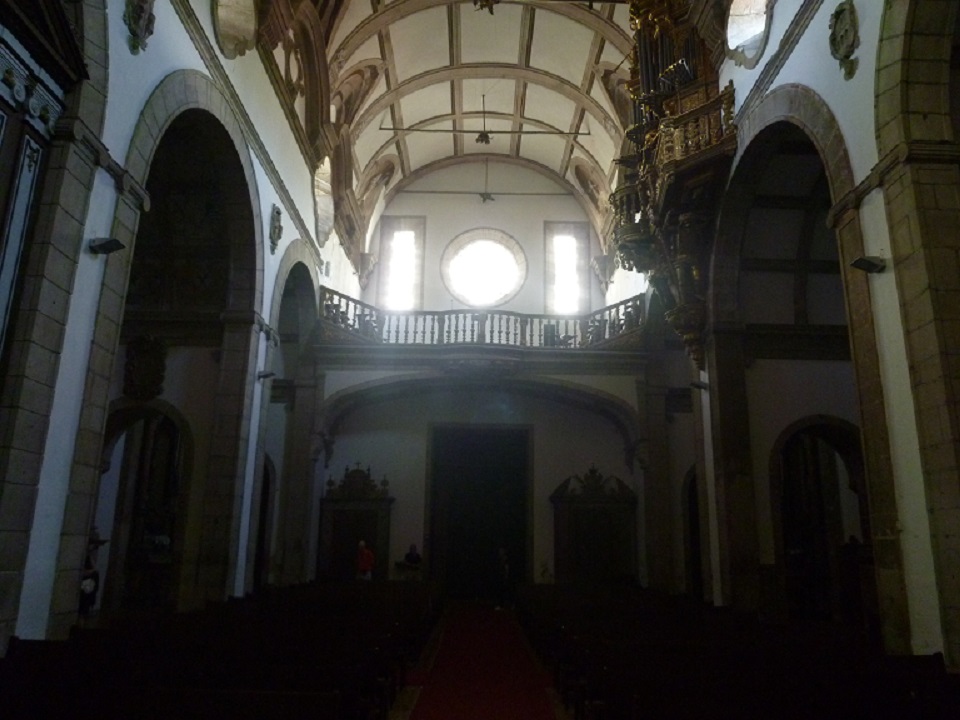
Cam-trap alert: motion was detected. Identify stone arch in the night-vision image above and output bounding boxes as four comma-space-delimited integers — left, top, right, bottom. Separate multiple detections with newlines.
96, 398, 196, 612
875, 0, 960, 151
767, 415, 875, 631
269, 239, 324, 332
81, 70, 267, 605
707, 83, 905, 649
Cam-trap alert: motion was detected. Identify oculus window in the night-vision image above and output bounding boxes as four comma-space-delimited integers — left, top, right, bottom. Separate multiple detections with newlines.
441, 228, 527, 308
726, 0, 773, 68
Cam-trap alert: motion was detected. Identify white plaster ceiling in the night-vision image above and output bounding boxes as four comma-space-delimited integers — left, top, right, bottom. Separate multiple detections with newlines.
329, 0, 634, 207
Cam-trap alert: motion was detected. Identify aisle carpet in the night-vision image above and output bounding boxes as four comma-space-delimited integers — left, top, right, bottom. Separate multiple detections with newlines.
408, 602, 557, 720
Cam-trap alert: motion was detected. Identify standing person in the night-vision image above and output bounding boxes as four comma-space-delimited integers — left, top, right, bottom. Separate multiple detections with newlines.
357, 539, 375, 580
495, 546, 511, 609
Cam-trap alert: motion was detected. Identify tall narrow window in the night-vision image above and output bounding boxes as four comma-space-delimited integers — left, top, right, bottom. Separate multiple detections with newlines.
378, 217, 424, 310
384, 230, 416, 310
552, 235, 580, 315
546, 222, 589, 315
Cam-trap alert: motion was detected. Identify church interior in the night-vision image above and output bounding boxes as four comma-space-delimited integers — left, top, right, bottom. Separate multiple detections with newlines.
1, 0, 960, 716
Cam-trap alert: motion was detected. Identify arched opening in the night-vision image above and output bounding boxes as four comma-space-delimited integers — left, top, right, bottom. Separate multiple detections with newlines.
771, 418, 877, 637
98, 107, 259, 608
710, 117, 863, 616
266, 261, 318, 585
96, 404, 193, 612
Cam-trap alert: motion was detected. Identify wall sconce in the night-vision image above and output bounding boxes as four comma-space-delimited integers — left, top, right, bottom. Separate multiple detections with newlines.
850, 256, 886, 273
257, 371, 276, 381
88, 237, 126, 255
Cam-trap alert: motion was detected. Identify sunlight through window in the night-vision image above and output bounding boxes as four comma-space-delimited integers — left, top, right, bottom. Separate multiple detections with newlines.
441, 229, 526, 308
384, 230, 416, 311
448, 240, 520, 307
552, 235, 580, 315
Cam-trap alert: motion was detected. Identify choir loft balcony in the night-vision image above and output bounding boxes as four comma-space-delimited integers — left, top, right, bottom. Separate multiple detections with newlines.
310, 287, 652, 372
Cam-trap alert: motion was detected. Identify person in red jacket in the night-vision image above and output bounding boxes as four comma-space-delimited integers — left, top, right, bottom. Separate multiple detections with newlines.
357, 539, 375, 580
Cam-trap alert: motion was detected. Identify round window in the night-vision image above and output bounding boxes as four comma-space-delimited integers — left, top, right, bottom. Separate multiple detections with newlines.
441, 228, 527, 308
726, 0, 772, 68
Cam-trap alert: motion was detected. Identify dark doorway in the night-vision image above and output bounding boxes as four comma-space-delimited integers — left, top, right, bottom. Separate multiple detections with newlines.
684, 467, 704, 600
429, 426, 529, 600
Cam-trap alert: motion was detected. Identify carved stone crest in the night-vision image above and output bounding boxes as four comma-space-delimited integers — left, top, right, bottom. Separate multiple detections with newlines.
829, 1, 859, 80
123, 0, 156, 55
269, 204, 283, 254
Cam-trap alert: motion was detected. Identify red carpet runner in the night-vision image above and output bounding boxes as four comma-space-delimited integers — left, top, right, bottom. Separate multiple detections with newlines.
409, 603, 556, 720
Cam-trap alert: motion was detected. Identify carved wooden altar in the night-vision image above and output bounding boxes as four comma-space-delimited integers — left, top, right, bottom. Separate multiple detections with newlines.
318, 465, 393, 581
550, 466, 638, 585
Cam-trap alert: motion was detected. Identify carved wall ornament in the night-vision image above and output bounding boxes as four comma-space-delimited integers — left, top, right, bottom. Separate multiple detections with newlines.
124, 0, 157, 54
829, 0, 859, 80
269, 203, 283, 254
325, 464, 390, 499
212, 0, 258, 59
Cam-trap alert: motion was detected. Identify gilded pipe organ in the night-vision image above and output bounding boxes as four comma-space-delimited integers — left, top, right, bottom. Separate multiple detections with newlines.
612, 0, 737, 368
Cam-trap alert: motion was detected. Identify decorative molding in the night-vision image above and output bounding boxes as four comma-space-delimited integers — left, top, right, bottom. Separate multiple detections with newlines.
828, 0, 859, 80
55, 116, 150, 210
0, 40, 66, 139
550, 465, 636, 500
827, 141, 960, 227
212, 0, 258, 59
169, 0, 316, 250
736, 0, 824, 125
325, 464, 391, 500
123, 0, 157, 55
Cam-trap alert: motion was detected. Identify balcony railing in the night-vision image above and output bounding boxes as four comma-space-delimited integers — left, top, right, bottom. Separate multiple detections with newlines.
319, 287, 645, 349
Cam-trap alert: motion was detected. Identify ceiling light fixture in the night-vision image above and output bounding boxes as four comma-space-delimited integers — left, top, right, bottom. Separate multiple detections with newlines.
476, 94, 491, 145
473, 0, 499, 14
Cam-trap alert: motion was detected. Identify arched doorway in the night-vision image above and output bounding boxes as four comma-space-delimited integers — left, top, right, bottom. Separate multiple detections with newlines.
96, 404, 193, 612
772, 418, 876, 635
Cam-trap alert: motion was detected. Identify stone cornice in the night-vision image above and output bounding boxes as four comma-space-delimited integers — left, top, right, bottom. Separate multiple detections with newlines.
827, 140, 960, 227
170, 0, 316, 249
736, 0, 824, 126
55, 115, 151, 211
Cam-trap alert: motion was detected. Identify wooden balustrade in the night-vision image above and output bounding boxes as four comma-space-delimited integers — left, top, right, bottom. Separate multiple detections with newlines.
319, 288, 645, 349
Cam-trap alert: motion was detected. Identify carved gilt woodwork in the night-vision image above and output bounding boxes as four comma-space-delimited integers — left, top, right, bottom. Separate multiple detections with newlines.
551, 466, 638, 585
608, 0, 738, 369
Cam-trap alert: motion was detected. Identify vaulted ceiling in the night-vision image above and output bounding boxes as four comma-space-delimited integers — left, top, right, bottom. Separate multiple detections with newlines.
325, 0, 636, 230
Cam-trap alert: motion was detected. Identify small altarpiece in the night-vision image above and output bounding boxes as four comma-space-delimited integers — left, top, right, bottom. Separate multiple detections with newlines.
319, 465, 393, 581
550, 466, 638, 585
